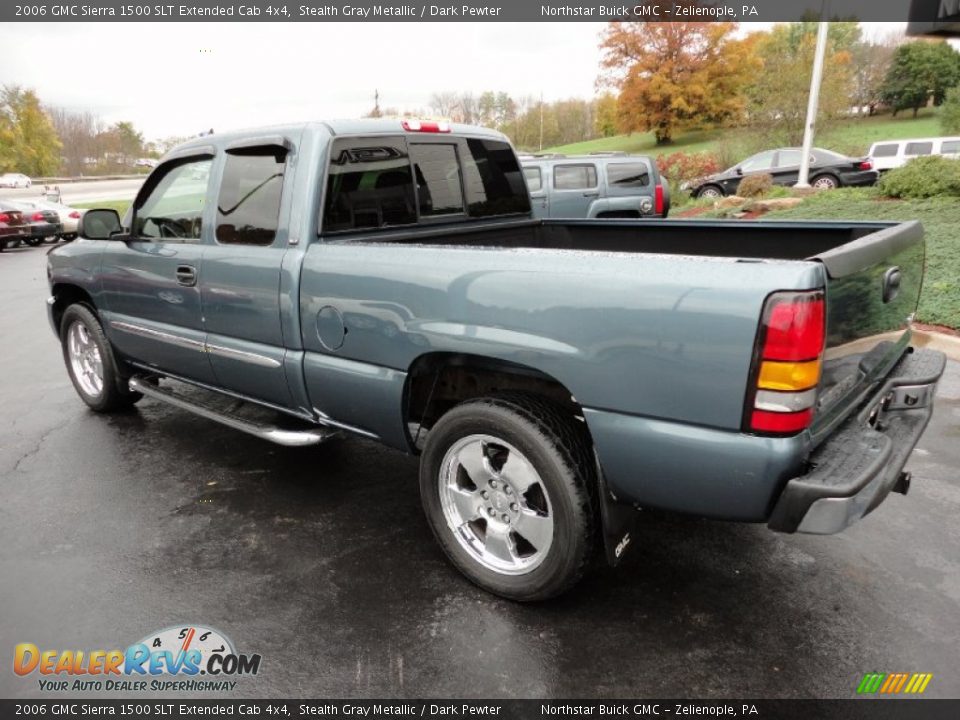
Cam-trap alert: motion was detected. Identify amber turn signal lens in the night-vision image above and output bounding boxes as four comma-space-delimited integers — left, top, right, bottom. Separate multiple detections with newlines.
757, 360, 821, 392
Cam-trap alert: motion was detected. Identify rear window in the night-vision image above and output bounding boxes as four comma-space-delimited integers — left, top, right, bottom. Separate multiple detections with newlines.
460, 139, 531, 216
905, 142, 933, 157
216, 146, 286, 246
323, 137, 417, 232
606, 163, 650, 188
554, 164, 597, 190
941, 140, 960, 154
871, 144, 899, 158
523, 166, 543, 192
410, 143, 465, 217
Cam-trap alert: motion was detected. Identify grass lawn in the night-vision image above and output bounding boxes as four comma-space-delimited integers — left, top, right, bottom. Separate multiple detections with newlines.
544, 109, 944, 160
761, 188, 960, 330
74, 199, 132, 215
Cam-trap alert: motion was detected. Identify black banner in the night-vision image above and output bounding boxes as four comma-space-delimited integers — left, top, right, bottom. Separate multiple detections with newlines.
2, 0, 959, 23
2, 700, 960, 719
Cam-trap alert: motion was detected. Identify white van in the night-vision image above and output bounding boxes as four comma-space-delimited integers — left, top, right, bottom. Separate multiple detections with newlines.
867, 137, 960, 172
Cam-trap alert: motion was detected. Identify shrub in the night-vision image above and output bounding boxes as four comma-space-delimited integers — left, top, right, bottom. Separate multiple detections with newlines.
656, 151, 721, 185
878, 156, 960, 199
737, 173, 774, 198
942, 86, 960, 135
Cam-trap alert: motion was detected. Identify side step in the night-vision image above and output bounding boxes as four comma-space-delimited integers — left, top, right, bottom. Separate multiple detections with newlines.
128, 376, 339, 447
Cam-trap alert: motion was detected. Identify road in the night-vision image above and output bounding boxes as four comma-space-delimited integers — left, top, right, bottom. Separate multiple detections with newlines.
1, 244, 958, 700
1, 177, 143, 205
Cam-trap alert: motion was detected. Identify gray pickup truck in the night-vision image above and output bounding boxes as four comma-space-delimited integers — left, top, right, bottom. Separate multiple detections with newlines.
47, 119, 945, 600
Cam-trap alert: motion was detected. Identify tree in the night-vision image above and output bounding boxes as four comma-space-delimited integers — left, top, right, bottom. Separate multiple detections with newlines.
881, 40, 960, 117
49, 107, 103, 174
595, 93, 619, 137
744, 24, 855, 145
942, 87, 960, 135
0, 86, 62, 176
850, 40, 896, 116
598, 21, 758, 144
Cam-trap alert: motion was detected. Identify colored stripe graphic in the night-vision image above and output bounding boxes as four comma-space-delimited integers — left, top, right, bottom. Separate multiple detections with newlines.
858, 672, 932, 694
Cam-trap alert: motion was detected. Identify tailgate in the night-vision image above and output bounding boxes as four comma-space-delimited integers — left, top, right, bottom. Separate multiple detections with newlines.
810, 221, 924, 440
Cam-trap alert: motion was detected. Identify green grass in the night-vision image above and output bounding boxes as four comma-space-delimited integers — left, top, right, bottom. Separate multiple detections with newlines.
544, 109, 943, 159
761, 188, 960, 329
74, 199, 132, 215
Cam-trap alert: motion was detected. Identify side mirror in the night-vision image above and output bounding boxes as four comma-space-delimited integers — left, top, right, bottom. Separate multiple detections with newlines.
735, 167, 744, 176
78, 209, 122, 240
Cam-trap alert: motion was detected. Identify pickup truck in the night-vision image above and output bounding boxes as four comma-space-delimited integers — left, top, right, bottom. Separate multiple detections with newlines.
47, 119, 945, 601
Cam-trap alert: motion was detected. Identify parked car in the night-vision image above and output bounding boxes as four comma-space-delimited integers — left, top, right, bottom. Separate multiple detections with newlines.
48, 119, 943, 600
0, 173, 32, 189
0, 201, 29, 250
867, 137, 960, 172
686, 148, 878, 198
31, 199, 83, 241
6, 200, 63, 246
520, 152, 669, 218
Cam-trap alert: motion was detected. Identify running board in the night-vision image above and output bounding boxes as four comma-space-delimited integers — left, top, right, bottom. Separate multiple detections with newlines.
128, 376, 339, 447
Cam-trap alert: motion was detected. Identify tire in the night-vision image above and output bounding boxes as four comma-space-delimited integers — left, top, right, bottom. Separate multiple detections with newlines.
60, 304, 142, 412
25, 238, 43, 247
419, 394, 596, 601
811, 174, 839, 190
696, 184, 724, 199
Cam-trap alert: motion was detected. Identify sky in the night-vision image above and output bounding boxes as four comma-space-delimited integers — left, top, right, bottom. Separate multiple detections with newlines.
0, 21, 910, 142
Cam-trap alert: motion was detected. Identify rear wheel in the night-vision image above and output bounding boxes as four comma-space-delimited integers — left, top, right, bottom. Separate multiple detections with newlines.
60, 304, 142, 412
25, 237, 43, 247
419, 395, 596, 601
696, 184, 723, 199
811, 174, 839, 190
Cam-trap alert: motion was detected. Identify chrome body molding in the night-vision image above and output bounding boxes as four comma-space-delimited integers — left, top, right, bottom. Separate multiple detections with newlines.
111, 320, 281, 368
312, 410, 380, 440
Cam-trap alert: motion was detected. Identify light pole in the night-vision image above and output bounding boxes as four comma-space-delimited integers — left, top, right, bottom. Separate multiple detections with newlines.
796, 21, 830, 188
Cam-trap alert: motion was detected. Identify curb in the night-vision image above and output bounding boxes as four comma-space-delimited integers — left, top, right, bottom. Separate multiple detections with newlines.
912, 329, 960, 362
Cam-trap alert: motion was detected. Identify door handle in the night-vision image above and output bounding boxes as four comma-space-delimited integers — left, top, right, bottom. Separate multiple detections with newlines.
175, 265, 197, 287
583, 192, 600, 198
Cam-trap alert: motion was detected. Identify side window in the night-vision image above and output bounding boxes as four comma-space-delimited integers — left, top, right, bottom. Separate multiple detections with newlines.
460, 139, 531, 216
409, 143, 465, 217
939, 140, 960, 154
133, 157, 212, 242
904, 142, 933, 157
871, 144, 899, 158
776, 150, 802, 167
554, 164, 598, 190
739, 151, 775, 172
523, 166, 543, 192
216, 145, 286, 246
323, 137, 416, 232
606, 162, 650, 188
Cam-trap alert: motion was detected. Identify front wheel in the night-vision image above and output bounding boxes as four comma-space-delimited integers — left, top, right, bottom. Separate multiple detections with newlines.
696, 184, 724, 199
24, 237, 43, 247
60, 304, 142, 412
419, 395, 596, 601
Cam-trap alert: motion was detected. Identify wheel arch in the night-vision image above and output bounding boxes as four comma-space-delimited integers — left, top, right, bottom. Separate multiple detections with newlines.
50, 282, 97, 334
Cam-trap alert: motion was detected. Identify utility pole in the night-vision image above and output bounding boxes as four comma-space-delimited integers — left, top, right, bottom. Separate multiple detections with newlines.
796, 21, 829, 188
539, 92, 544, 152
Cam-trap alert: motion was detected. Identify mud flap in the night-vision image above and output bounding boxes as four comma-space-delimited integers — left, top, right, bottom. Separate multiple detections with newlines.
594, 451, 637, 566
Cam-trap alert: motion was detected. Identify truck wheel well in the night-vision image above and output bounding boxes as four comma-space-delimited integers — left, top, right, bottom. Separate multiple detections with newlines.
51, 284, 95, 332
405, 353, 584, 449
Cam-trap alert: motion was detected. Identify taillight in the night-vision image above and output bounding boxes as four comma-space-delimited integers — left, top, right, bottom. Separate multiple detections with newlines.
746, 291, 826, 436
69, 211, 81, 219
0, 213, 9, 223
401, 119, 451, 133
858, 160, 872, 170
32, 212, 44, 221
654, 184, 664, 215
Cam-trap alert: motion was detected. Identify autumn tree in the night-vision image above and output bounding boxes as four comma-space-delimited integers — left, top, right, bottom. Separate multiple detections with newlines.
881, 40, 960, 117
48, 106, 103, 175
598, 21, 758, 144
744, 23, 855, 145
0, 86, 62, 176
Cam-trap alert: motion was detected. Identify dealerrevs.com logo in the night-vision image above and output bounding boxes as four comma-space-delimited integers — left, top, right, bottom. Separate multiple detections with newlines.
13, 625, 261, 692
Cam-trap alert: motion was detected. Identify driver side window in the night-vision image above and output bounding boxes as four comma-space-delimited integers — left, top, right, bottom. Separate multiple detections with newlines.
134, 157, 212, 242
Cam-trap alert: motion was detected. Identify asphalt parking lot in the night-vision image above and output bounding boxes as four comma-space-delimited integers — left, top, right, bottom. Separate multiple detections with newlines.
1, 243, 958, 700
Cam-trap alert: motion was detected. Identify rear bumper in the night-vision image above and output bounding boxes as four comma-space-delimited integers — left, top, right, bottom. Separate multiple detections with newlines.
768, 348, 946, 534
838, 169, 879, 187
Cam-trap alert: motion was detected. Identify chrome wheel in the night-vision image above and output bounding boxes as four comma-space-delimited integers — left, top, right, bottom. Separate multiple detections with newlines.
812, 175, 838, 189
699, 186, 722, 199
67, 320, 104, 398
438, 434, 554, 575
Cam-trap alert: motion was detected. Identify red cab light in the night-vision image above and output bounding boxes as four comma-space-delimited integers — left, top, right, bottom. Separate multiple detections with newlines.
654, 184, 664, 215
858, 160, 873, 170
401, 119, 451, 133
